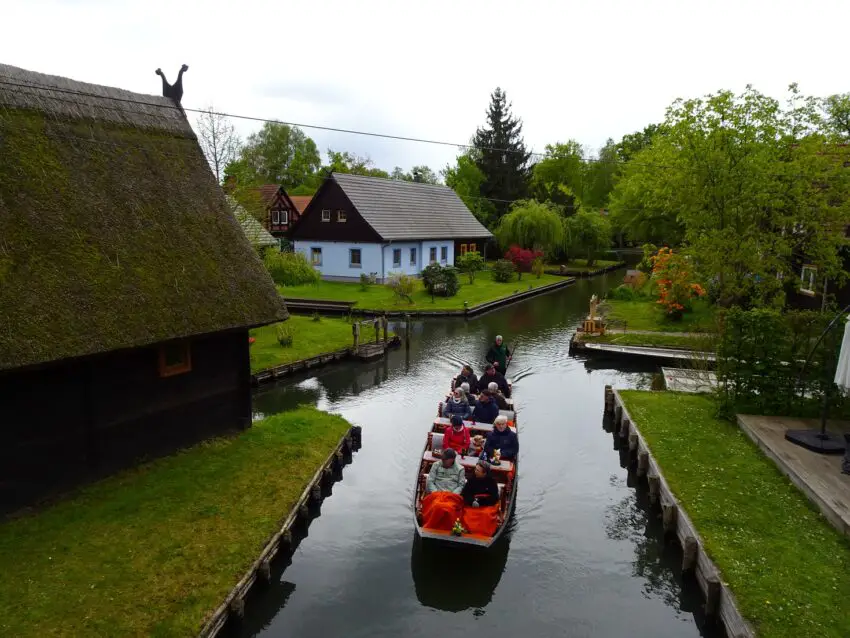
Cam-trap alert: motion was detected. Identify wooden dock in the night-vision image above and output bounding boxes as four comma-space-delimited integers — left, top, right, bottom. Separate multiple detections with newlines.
573, 340, 715, 363
604, 386, 754, 638
661, 367, 717, 393
736, 414, 850, 537
197, 425, 362, 638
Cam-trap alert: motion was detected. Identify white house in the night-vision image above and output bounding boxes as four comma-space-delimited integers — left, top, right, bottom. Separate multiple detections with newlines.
291, 172, 493, 282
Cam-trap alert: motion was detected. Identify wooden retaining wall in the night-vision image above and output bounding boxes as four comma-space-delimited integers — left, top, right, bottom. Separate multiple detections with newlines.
545, 261, 626, 278
603, 386, 754, 638
197, 425, 363, 638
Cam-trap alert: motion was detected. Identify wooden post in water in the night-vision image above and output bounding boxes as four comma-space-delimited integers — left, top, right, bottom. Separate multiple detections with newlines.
682, 536, 698, 574
352, 322, 360, 351
382, 315, 388, 344
404, 314, 411, 352
374, 317, 380, 343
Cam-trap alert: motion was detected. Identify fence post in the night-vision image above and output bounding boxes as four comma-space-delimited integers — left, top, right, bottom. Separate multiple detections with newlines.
374, 318, 380, 343
382, 316, 388, 344
352, 322, 359, 350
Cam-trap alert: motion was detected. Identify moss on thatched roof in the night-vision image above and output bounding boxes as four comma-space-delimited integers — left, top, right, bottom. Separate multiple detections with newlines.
0, 64, 288, 371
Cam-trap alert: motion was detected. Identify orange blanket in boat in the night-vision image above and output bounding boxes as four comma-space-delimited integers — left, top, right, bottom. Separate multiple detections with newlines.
421, 492, 464, 531
462, 504, 500, 536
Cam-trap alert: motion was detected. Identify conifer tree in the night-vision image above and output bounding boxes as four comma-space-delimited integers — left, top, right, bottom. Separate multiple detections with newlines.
472, 88, 531, 219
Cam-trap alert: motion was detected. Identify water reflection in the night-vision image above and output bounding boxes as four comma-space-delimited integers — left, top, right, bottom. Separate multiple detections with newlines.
410, 534, 510, 613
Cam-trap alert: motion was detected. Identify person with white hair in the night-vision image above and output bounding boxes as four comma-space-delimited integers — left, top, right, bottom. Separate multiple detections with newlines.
485, 335, 511, 375
487, 381, 510, 410
483, 414, 519, 461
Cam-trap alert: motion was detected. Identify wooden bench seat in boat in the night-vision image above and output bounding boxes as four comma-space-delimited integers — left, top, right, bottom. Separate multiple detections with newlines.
422, 450, 514, 474
432, 417, 516, 433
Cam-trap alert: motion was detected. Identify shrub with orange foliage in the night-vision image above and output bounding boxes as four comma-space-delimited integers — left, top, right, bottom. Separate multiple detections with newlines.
651, 247, 705, 319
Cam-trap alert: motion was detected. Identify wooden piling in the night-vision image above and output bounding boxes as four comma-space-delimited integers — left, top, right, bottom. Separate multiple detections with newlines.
606, 390, 755, 638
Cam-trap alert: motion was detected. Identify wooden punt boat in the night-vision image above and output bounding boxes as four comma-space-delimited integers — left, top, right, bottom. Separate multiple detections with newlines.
450, 375, 514, 409
412, 414, 518, 547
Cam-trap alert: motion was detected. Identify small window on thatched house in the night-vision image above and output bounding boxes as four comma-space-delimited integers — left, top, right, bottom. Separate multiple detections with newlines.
159, 342, 192, 377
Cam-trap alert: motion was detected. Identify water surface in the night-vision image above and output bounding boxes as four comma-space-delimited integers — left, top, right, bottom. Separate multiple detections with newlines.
242, 272, 714, 638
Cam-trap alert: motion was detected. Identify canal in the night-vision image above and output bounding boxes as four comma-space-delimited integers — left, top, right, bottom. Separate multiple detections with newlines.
243, 271, 715, 638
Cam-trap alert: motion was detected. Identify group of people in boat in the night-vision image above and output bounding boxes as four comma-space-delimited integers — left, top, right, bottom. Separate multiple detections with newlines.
418, 337, 518, 538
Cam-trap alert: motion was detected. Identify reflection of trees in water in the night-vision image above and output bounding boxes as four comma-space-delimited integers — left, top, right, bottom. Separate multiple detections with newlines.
252, 385, 322, 417
604, 485, 702, 619
410, 534, 510, 613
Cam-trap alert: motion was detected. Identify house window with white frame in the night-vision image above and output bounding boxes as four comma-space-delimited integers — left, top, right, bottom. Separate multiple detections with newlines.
280, 209, 289, 224
429, 247, 437, 263
350, 248, 362, 268
410, 247, 417, 266
440, 246, 448, 263
392, 248, 401, 268
338, 210, 347, 222
800, 265, 817, 295
311, 247, 322, 266
272, 210, 280, 225
321, 209, 331, 222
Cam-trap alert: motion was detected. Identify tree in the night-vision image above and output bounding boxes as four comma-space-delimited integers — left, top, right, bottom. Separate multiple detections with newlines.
455, 251, 485, 283
529, 141, 584, 213
504, 245, 542, 280
391, 165, 440, 184
226, 122, 320, 190
822, 94, 850, 139
616, 123, 665, 163
443, 152, 497, 227
319, 149, 389, 181
583, 139, 619, 211
495, 199, 564, 255
563, 210, 612, 266
195, 106, 241, 183
609, 85, 850, 307
472, 88, 531, 219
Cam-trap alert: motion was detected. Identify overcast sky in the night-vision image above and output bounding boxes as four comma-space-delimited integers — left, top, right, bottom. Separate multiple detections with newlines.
4, 0, 850, 175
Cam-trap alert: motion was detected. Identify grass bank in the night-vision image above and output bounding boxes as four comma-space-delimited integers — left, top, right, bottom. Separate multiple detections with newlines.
250, 315, 355, 373
619, 391, 850, 638
603, 298, 717, 333
0, 407, 353, 637
547, 258, 622, 273
279, 271, 565, 311
581, 331, 716, 351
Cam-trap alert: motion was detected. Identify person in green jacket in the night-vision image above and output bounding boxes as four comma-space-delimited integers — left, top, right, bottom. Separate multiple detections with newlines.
485, 335, 511, 374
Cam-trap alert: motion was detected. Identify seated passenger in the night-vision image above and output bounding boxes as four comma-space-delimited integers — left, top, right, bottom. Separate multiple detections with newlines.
483, 415, 519, 461
461, 460, 499, 507
455, 365, 478, 394
481, 364, 511, 398
442, 415, 471, 454
420, 448, 466, 531
442, 388, 472, 419
471, 391, 499, 425
460, 382, 475, 403
487, 381, 510, 410
426, 448, 466, 494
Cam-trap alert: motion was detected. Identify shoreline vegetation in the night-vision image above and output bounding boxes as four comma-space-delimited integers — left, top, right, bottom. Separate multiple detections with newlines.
579, 331, 714, 351
619, 391, 850, 638
602, 297, 717, 334
0, 408, 354, 638
250, 315, 357, 374
278, 271, 567, 311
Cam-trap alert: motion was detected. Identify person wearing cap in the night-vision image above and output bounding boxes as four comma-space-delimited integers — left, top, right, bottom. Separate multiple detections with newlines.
442, 414, 471, 454
485, 335, 511, 375
483, 415, 519, 462
461, 459, 499, 507
486, 381, 510, 410
442, 387, 472, 419
455, 365, 479, 394
471, 390, 499, 424
425, 448, 466, 494
481, 363, 511, 398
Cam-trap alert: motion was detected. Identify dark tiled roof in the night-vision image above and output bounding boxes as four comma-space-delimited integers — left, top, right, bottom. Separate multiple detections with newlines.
0, 64, 288, 371
331, 173, 493, 241
256, 184, 281, 206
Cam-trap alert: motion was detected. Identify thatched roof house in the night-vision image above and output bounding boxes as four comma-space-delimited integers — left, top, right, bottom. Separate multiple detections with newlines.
0, 63, 287, 372
229, 197, 279, 250
0, 63, 287, 511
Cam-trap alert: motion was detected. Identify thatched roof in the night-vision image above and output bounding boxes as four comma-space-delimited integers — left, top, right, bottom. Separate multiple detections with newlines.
228, 197, 279, 249
0, 64, 288, 372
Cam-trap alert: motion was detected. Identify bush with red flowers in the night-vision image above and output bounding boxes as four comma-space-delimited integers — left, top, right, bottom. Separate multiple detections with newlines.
504, 245, 543, 280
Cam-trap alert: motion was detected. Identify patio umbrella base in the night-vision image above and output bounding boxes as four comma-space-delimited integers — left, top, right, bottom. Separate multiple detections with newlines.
784, 429, 846, 454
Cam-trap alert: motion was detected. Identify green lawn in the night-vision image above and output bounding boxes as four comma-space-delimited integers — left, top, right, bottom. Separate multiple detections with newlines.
0, 407, 353, 638
250, 315, 356, 373
619, 391, 850, 638
582, 331, 716, 351
279, 271, 566, 311
604, 298, 717, 333
549, 258, 622, 272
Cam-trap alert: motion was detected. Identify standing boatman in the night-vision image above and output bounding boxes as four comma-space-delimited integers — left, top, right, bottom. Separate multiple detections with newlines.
485, 335, 511, 374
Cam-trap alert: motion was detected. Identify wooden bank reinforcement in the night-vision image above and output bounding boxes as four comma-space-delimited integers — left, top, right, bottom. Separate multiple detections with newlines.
603, 386, 754, 638
197, 424, 363, 638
